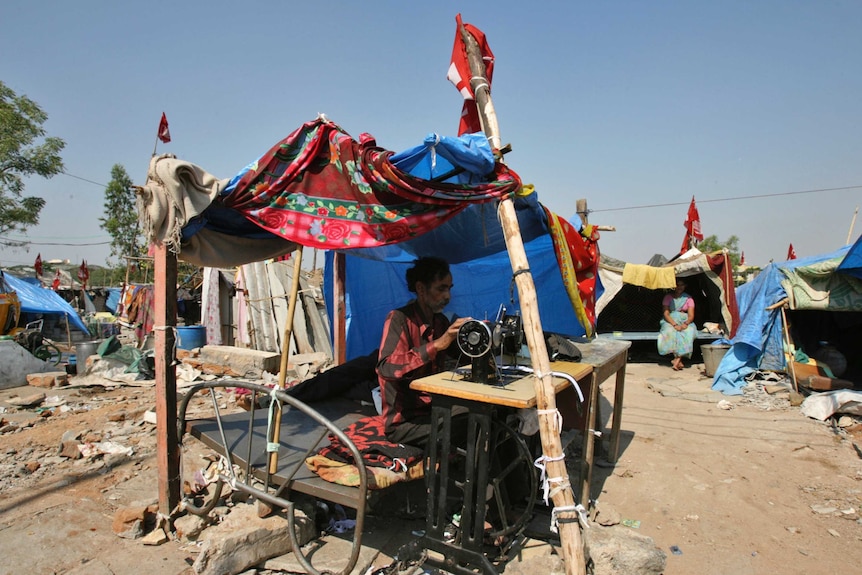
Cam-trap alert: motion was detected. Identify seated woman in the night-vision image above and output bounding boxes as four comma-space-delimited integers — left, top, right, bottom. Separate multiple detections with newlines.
658, 278, 696, 370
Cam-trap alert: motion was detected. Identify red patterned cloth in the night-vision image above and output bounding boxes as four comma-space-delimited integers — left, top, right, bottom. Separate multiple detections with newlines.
317, 414, 424, 471
223, 118, 521, 250
543, 206, 601, 337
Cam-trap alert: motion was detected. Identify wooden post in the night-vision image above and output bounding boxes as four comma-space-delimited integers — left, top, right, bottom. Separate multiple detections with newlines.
780, 306, 799, 393
576, 198, 589, 227
460, 22, 587, 575
332, 252, 347, 365
154, 242, 180, 516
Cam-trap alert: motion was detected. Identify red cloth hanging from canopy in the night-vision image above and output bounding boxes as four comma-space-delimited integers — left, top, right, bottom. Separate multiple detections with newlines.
222, 118, 521, 250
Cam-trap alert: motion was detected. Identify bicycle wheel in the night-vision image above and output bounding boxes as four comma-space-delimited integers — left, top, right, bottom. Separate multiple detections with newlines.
34, 343, 62, 366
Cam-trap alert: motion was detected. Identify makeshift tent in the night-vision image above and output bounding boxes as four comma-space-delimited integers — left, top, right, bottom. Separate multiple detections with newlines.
595, 248, 739, 340
4, 273, 89, 333
712, 244, 862, 395
138, 117, 602, 356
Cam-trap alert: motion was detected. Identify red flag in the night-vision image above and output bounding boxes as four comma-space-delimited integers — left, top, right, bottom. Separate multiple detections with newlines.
158, 112, 171, 143
447, 13, 495, 136
680, 196, 703, 253
787, 244, 797, 260
34, 253, 43, 277
739, 251, 745, 266
77, 260, 89, 288
52, 269, 61, 291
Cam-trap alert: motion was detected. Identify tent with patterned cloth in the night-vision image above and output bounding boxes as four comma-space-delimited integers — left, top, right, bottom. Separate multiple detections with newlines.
137, 116, 602, 359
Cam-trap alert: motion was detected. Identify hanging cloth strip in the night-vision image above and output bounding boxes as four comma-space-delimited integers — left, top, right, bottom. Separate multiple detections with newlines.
540, 202, 600, 337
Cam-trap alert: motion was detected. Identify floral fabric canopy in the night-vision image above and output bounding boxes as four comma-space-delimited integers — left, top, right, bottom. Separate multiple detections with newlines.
221, 117, 522, 250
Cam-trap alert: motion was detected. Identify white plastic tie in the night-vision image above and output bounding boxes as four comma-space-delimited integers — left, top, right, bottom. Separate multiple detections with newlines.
429, 133, 440, 171
550, 504, 590, 533
533, 453, 566, 504
266, 387, 282, 453
536, 408, 563, 434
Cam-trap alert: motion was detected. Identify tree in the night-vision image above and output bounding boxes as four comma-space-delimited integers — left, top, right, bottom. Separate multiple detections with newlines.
0, 81, 65, 236
698, 234, 741, 266
99, 164, 143, 262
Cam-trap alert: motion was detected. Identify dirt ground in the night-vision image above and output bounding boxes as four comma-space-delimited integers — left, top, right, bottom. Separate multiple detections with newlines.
0, 354, 860, 575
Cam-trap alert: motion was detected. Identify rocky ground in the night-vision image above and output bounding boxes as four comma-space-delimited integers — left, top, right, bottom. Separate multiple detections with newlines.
0, 349, 860, 575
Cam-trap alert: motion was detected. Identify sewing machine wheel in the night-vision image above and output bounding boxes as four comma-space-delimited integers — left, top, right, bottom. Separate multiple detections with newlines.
484, 420, 537, 539
457, 320, 493, 358
450, 419, 537, 541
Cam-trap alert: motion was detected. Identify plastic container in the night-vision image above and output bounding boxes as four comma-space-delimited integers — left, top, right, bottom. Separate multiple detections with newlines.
176, 325, 207, 350
701, 344, 731, 377
76, 340, 102, 362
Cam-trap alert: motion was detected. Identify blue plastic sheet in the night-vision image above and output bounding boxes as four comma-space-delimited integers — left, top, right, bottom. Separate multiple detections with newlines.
711, 246, 852, 395
4, 274, 89, 333
837, 234, 862, 279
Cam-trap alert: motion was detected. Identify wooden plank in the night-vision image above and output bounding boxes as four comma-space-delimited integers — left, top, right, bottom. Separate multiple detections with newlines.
411, 362, 593, 409
267, 261, 290, 353
301, 284, 332, 359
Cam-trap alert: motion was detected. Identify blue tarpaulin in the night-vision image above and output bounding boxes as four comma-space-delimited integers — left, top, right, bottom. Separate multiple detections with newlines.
323, 137, 595, 359
711, 245, 854, 395
4, 274, 89, 333
837, 234, 862, 279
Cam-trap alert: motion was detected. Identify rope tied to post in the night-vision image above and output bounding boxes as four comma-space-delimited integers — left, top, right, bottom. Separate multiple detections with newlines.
534, 453, 566, 504
266, 387, 282, 453
550, 504, 590, 534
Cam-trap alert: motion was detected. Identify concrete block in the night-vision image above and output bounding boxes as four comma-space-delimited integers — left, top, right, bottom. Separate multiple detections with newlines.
197, 345, 281, 377
193, 503, 314, 575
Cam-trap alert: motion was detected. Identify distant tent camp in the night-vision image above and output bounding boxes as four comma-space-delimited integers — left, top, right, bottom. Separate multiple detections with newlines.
4, 273, 89, 333
595, 248, 739, 340
712, 242, 862, 395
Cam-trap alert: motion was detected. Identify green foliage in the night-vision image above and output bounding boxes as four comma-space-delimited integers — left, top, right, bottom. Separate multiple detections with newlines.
0, 81, 65, 235
698, 234, 741, 266
99, 164, 143, 263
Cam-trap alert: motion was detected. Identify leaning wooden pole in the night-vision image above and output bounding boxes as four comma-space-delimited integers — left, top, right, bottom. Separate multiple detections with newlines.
260, 247, 304, 517
460, 23, 587, 575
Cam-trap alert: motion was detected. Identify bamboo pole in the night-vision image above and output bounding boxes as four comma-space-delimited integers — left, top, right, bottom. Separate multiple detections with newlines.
848, 206, 859, 245
260, 248, 304, 517
460, 22, 586, 575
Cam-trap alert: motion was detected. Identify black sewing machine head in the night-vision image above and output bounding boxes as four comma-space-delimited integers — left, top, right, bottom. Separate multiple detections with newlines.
456, 310, 524, 384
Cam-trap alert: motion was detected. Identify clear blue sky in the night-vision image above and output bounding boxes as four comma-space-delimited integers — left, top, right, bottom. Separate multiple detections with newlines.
2, 1, 860, 269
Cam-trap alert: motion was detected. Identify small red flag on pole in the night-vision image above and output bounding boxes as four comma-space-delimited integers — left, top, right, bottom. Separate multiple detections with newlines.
447, 13, 495, 136
158, 112, 171, 143
739, 251, 745, 266
787, 244, 797, 260
34, 253, 43, 277
77, 260, 89, 290
680, 196, 703, 253
52, 269, 61, 291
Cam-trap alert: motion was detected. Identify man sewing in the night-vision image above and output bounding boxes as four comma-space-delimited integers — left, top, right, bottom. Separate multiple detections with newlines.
376, 256, 468, 445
